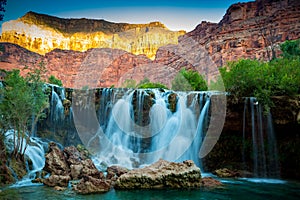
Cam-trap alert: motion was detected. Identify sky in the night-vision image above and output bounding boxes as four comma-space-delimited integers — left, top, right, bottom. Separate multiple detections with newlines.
1, 0, 252, 32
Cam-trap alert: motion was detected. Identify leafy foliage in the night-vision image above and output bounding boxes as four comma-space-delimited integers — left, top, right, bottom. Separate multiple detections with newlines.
121, 78, 169, 89
136, 78, 168, 89
0, 65, 48, 158
137, 82, 168, 89
219, 40, 300, 110
171, 68, 207, 91
280, 39, 300, 59
48, 75, 63, 86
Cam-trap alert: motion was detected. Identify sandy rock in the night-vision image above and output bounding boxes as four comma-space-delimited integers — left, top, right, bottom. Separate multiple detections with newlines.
115, 159, 202, 189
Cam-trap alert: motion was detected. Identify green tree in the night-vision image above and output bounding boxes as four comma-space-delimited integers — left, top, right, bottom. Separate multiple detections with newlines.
172, 68, 208, 91
220, 57, 300, 111
48, 75, 63, 86
0, 65, 48, 159
280, 39, 300, 59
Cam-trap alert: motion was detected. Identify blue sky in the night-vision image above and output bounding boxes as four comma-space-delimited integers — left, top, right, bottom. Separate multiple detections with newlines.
2, 0, 252, 31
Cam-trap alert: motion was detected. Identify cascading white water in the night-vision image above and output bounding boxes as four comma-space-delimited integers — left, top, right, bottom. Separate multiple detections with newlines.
242, 97, 280, 178
50, 86, 65, 123
89, 89, 212, 170
5, 130, 47, 187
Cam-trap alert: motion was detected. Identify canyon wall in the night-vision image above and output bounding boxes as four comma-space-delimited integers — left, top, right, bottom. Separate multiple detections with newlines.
0, 11, 185, 60
185, 0, 300, 66
1, 0, 300, 88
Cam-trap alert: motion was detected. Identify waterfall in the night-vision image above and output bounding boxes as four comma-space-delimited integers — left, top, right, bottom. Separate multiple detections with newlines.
74, 89, 216, 170
50, 86, 65, 124
5, 130, 47, 187
242, 97, 280, 178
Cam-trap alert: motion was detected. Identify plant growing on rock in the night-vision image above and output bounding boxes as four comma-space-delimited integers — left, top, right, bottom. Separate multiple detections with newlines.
48, 75, 63, 86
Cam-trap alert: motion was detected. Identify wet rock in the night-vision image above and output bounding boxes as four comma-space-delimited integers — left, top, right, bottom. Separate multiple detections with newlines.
72, 159, 101, 180
107, 165, 129, 180
42, 174, 71, 187
64, 146, 87, 165
32, 178, 42, 183
201, 177, 223, 188
42, 142, 103, 189
214, 168, 240, 178
54, 186, 67, 191
106, 165, 129, 186
115, 159, 201, 189
73, 175, 111, 194
44, 142, 70, 175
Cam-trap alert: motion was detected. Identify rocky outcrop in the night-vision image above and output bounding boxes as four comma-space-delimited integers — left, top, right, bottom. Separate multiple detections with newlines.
185, 0, 300, 65
73, 175, 111, 194
0, 11, 185, 60
44, 142, 70, 176
41, 142, 109, 192
42, 174, 71, 187
115, 159, 202, 189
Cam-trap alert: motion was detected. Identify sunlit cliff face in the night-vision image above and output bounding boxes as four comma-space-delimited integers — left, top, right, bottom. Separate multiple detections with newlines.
0, 12, 185, 60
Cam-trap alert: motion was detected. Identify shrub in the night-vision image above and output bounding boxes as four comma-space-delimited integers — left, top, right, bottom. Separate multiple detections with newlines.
48, 75, 63, 86
137, 82, 168, 89
171, 68, 207, 91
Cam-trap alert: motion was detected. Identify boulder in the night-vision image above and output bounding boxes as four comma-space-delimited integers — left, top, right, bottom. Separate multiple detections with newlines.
201, 177, 223, 188
214, 168, 240, 178
43, 142, 69, 175
42, 142, 103, 189
106, 165, 129, 180
73, 175, 111, 194
114, 159, 202, 189
70, 159, 101, 180
42, 174, 71, 187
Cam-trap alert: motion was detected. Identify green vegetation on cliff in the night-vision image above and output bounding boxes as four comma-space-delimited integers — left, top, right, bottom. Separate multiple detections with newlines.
48, 75, 63, 86
218, 39, 300, 110
122, 78, 169, 89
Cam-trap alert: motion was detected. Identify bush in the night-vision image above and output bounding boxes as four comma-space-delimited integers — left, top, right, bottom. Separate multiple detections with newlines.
137, 82, 168, 89
280, 39, 300, 59
220, 57, 300, 110
171, 68, 207, 91
48, 75, 63, 86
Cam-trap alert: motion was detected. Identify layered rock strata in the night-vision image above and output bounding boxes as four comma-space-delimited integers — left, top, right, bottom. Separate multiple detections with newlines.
0, 11, 185, 60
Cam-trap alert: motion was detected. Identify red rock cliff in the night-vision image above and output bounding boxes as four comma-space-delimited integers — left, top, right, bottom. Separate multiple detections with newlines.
0, 0, 299, 88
